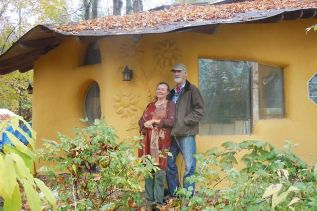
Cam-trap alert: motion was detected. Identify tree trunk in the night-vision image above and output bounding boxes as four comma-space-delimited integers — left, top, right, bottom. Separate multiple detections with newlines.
133, 0, 143, 13
84, 0, 91, 20
18, 7, 22, 37
113, 0, 123, 16
126, 0, 133, 14
91, 0, 98, 19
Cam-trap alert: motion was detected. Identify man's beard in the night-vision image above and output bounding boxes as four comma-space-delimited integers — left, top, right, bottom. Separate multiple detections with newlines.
174, 77, 182, 83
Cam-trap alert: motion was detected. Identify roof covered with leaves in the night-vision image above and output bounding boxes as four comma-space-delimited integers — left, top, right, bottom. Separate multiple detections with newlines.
54, 0, 317, 34
1, 0, 317, 74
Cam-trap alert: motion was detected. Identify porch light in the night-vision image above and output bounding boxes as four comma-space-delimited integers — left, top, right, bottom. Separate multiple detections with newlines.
27, 83, 33, 94
122, 66, 133, 81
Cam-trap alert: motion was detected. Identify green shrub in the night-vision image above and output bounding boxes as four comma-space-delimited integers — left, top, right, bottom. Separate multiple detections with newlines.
175, 140, 317, 211
306, 24, 317, 32
38, 119, 157, 210
0, 116, 56, 211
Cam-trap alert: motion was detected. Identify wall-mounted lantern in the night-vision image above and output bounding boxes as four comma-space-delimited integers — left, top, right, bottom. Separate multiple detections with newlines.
27, 82, 33, 94
122, 66, 133, 81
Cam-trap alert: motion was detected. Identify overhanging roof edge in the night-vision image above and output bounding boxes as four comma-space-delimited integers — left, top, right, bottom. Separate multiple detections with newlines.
0, 7, 316, 75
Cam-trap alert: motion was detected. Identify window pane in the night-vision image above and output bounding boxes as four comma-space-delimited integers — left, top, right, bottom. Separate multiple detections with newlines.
199, 59, 251, 135
84, 41, 101, 65
308, 73, 317, 104
84, 82, 101, 124
258, 64, 284, 119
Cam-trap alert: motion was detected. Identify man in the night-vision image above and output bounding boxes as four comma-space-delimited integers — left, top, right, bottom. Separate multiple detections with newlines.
166, 64, 204, 197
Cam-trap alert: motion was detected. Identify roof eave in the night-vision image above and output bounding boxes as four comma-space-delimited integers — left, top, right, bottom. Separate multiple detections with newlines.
0, 7, 316, 75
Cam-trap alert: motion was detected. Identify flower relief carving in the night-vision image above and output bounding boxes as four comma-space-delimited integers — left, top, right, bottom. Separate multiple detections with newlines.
153, 39, 182, 69
119, 39, 144, 58
113, 90, 140, 118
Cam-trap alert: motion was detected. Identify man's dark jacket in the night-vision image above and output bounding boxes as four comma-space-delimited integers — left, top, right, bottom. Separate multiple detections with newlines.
167, 80, 204, 136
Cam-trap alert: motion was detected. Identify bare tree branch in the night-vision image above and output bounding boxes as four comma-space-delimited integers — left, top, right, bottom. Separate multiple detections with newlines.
0, 1, 10, 18
1, 28, 15, 55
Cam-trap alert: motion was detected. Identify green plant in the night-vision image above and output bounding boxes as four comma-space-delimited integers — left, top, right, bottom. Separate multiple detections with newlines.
38, 119, 157, 210
0, 115, 56, 211
306, 24, 317, 32
174, 140, 317, 211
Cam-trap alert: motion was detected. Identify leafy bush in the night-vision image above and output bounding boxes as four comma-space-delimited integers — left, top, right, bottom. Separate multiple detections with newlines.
306, 24, 317, 32
38, 119, 157, 210
0, 115, 56, 211
22, 117, 316, 210
174, 140, 317, 211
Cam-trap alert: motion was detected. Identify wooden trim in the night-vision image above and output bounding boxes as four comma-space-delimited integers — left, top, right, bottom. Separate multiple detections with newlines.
0, 64, 32, 75
186, 25, 219, 35
19, 65, 34, 73
251, 62, 259, 127
0, 43, 59, 67
0, 51, 43, 67
18, 37, 60, 49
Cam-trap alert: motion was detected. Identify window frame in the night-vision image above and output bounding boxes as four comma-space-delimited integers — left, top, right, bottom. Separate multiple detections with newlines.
84, 81, 101, 125
82, 40, 102, 66
254, 63, 285, 120
198, 58, 285, 136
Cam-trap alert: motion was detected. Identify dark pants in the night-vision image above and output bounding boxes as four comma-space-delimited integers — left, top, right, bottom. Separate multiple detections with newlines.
145, 170, 165, 204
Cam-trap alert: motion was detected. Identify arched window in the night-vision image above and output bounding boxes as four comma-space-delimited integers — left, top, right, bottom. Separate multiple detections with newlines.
83, 41, 101, 65
84, 81, 101, 124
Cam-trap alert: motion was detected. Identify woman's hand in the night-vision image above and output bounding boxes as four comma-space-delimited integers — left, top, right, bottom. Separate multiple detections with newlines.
144, 120, 154, 129
144, 119, 161, 129
152, 119, 160, 124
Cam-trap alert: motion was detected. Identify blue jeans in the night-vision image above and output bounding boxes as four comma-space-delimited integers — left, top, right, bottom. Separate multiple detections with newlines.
166, 135, 196, 196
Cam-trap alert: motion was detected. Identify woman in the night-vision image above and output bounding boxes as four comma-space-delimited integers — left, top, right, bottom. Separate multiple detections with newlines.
138, 82, 176, 206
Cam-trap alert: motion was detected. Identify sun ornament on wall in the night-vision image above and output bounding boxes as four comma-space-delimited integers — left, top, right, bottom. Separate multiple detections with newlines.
153, 40, 182, 69
114, 91, 140, 118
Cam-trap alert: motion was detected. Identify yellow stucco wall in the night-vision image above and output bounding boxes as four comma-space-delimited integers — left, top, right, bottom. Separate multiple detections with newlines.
33, 19, 317, 163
